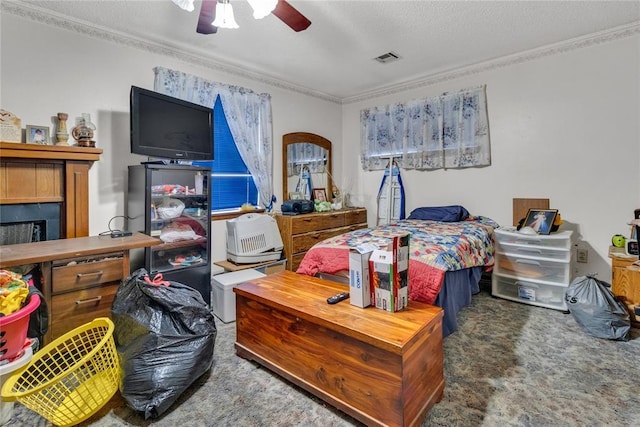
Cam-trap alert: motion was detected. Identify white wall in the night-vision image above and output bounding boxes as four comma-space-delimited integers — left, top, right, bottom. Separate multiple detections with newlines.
1, 13, 341, 261
341, 35, 640, 281
3, 12, 638, 281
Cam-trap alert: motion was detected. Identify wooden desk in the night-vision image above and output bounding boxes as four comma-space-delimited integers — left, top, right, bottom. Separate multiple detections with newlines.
0, 233, 159, 343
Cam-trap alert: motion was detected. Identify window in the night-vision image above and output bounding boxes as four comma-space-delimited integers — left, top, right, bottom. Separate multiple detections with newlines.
194, 96, 258, 211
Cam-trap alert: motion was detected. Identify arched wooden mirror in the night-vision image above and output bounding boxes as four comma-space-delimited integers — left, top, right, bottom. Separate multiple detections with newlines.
282, 132, 332, 202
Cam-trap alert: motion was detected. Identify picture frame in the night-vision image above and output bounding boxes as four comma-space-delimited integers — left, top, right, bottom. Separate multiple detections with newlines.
523, 209, 558, 235
313, 188, 327, 202
26, 125, 50, 144
289, 192, 302, 200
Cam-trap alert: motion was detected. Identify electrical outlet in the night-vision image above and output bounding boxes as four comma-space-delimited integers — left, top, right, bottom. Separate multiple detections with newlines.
577, 248, 588, 263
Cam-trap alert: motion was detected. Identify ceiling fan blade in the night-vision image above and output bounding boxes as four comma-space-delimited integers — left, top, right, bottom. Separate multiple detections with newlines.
197, 0, 218, 34
272, 0, 311, 32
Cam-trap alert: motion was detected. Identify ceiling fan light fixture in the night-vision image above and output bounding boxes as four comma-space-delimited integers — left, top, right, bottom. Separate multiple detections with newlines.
171, 0, 195, 12
247, 0, 278, 19
212, 0, 239, 29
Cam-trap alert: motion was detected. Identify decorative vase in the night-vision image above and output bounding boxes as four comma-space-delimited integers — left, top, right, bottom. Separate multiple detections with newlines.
72, 113, 96, 147
55, 112, 70, 146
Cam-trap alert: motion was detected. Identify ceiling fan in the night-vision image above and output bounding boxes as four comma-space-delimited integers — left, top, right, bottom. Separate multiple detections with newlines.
191, 0, 311, 34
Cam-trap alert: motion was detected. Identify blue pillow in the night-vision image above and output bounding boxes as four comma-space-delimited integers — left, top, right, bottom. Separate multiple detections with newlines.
407, 205, 470, 222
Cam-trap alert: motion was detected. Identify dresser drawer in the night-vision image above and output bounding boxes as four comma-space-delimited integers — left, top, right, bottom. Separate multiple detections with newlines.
290, 212, 345, 234
50, 284, 119, 338
52, 256, 124, 294
495, 253, 571, 284
291, 253, 306, 272
291, 225, 357, 253
344, 209, 367, 226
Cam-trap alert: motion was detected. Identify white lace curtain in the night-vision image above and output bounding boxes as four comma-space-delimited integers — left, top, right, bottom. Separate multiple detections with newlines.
153, 66, 275, 210
360, 85, 491, 171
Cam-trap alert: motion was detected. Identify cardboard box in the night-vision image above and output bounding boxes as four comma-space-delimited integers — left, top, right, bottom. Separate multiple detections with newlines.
349, 243, 377, 307
369, 232, 410, 312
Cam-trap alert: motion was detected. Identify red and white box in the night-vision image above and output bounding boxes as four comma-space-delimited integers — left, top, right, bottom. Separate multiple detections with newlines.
369, 232, 410, 312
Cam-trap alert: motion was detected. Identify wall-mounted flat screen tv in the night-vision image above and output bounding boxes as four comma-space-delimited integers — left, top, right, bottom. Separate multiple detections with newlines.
130, 86, 213, 160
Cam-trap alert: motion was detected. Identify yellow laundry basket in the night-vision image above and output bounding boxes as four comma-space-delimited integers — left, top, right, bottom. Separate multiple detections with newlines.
1, 317, 119, 427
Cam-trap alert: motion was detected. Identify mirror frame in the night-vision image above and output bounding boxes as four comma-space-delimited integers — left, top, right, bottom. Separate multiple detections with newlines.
282, 132, 332, 202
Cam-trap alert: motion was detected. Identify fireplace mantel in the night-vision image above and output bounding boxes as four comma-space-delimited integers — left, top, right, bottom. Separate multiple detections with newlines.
0, 142, 103, 238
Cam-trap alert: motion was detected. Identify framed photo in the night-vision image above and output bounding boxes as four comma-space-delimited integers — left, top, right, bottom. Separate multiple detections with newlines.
313, 188, 327, 202
26, 125, 50, 144
289, 192, 302, 200
523, 209, 558, 235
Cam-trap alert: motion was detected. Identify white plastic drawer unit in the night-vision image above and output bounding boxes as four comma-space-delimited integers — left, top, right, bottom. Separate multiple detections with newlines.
492, 274, 568, 311
494, 252, 572, 284
496, 242, 570, 262
494, 228, 573, 250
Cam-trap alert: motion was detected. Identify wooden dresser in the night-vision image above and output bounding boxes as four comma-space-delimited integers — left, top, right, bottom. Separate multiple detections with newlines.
275, 208, 367, 271
610, 249, 640, 327
0, 233, 159, 343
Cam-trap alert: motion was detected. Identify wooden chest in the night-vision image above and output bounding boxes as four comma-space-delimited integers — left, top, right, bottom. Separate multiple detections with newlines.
234, 271, 444, 427
275, 208, 367, 271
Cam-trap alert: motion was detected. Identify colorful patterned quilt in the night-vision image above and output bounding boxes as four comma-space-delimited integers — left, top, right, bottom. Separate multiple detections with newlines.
296, 216, 498, 304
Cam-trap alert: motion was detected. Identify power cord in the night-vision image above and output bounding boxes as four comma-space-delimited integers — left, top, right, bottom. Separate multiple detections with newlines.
99, 215, 138, 237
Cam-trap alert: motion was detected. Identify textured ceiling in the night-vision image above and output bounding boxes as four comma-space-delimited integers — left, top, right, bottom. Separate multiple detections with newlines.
7, 1, 640, 102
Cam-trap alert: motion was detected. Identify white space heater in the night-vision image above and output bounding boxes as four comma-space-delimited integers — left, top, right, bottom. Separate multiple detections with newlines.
226, 213, 284, 264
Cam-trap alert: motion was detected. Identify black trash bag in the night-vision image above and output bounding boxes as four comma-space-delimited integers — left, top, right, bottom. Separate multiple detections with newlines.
565, 275, 630, 341
111, 268, 217, 419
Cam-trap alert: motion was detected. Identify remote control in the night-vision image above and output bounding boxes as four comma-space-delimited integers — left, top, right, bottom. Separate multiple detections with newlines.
327, 292, 349, 304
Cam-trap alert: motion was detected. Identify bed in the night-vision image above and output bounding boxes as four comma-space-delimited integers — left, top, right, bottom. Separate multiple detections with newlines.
296, 206, 499, 336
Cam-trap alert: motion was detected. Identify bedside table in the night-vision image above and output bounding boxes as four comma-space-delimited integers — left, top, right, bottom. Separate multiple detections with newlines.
609, 247, 640, 327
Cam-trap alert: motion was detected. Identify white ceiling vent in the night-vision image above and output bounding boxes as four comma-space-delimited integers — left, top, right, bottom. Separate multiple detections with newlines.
373, 51, 401, 64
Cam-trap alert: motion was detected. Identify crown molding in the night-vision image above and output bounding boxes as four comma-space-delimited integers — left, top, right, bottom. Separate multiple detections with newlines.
1, 1, 342, 104
3, 2, 638, 106
341, 22, 640, 105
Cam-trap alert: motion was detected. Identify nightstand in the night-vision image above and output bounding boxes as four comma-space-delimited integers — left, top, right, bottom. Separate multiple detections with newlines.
609, 247, 640, 327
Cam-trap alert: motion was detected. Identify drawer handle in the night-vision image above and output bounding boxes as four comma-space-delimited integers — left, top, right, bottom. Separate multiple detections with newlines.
76, 270, 104, 279
517, 248, 542, 255
515, 259, 541, 266
76, 296, 102, 305
515, 239, 541, 245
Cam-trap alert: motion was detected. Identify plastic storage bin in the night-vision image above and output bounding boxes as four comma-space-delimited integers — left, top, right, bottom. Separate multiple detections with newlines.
494, 252, 571, 284
493, 274, 567, 310
0, 294, 40, 362
211, 269, 266, 322
0, 346, 33, 425
494, 228, 573, 250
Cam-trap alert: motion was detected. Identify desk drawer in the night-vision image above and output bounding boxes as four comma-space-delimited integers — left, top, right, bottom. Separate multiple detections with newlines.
50, 284, 119, 339
52, 257, 124, 294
